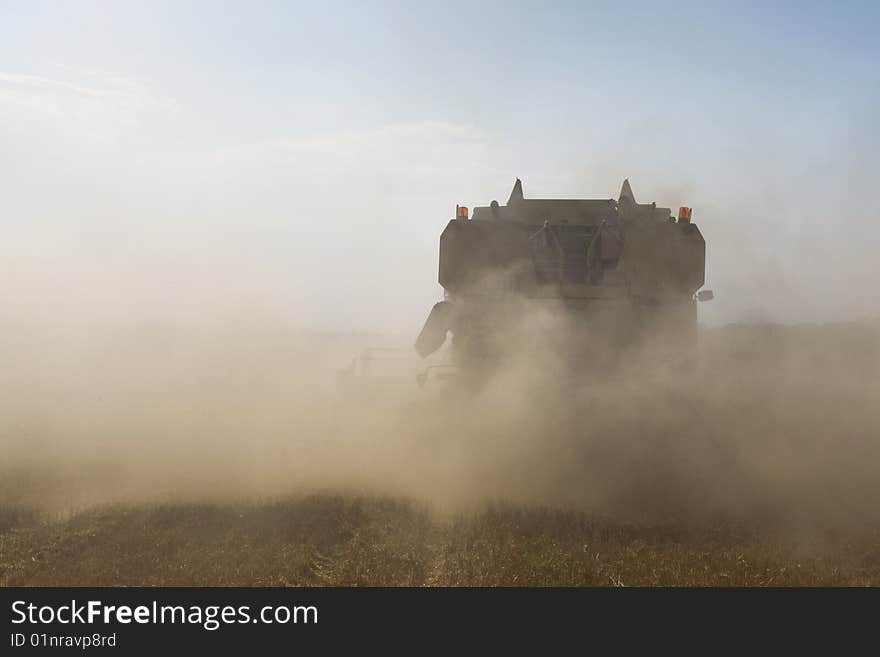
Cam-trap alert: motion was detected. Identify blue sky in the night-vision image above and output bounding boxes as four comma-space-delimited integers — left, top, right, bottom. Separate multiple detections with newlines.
1, 1, 878, 330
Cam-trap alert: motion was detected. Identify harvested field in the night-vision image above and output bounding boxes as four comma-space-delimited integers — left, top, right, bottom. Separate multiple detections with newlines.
2, 321, 878, 586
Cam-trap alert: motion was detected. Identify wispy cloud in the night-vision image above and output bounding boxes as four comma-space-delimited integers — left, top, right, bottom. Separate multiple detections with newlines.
163, 120, 502, 182
0, 71, 175, 142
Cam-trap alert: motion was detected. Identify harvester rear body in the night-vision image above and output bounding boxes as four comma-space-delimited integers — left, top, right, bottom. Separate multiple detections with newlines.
416, 179, 710, 376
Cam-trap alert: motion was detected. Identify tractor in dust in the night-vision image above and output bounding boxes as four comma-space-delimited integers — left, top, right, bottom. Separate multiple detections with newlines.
415, 178, 712, 382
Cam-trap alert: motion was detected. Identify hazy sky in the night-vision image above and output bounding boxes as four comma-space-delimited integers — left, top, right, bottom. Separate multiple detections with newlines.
2, 1, 878, 332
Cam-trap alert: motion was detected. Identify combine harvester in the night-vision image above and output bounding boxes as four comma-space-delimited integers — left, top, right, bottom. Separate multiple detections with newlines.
415, 178, 713, 384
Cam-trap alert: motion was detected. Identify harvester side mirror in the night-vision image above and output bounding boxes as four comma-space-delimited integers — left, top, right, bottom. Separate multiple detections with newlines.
696, 289, 714, 302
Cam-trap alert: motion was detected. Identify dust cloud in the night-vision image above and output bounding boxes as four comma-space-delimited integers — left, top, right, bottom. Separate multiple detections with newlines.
2, 311, 878, 536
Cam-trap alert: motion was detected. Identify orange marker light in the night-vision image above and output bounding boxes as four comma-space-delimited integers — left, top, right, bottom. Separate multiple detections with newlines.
678, 206, 692, 223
